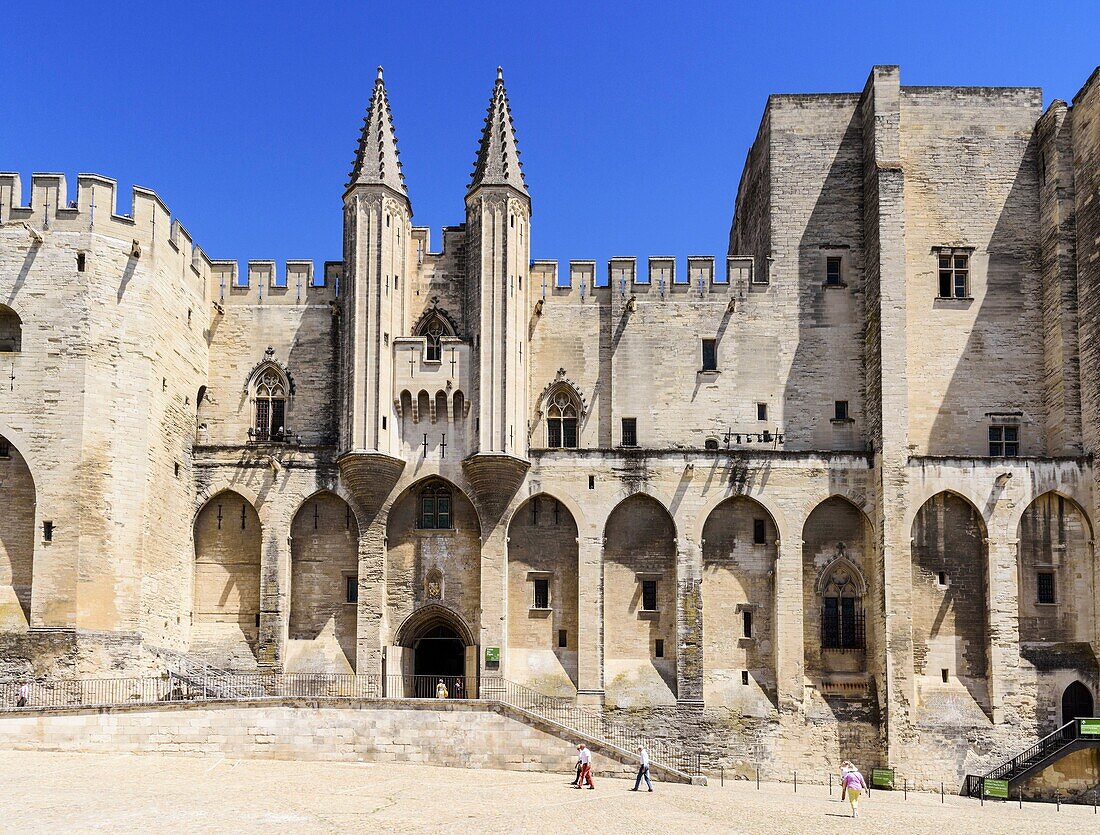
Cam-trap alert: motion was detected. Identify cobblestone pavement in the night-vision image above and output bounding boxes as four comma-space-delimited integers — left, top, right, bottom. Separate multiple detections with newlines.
0, 750, 1089, 833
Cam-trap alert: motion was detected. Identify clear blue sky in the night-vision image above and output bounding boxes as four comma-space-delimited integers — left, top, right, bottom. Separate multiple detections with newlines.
3, 2, 1097, 269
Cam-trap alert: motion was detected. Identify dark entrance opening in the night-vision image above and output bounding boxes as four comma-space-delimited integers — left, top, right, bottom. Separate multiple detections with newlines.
413, 624, 466, 698
1062, 680, 1094, 725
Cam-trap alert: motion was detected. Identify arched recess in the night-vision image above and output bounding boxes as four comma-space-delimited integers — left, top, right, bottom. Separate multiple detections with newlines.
192, 490, 262, 667
506, 494, 579, 694
603, 493, 677, 706
1017, 492, 1095, 645
0, 432, 34, 629
911, 491, 989, 713
701, 496, 778, 709
287, 491, 360, 673
1062, 680, 1095, 724
385, 477, 481, 679
0, 304, 22, 352
802, 497, 876, 699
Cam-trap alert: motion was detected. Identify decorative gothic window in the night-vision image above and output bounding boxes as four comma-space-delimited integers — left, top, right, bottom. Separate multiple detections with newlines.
546, 389, 580, 448
819, 546, 866, 651
415, 313, 453, 363
418, 481, 452, 530
251, 368, 287, 442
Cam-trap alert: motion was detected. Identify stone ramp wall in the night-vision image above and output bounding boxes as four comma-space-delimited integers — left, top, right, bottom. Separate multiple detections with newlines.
0, 698, 655, 781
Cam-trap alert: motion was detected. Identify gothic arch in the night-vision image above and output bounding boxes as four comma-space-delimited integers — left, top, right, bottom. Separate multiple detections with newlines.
535, 369, 587, 418
0, 429, 35, 629
243, 347, 295, 395
0, 304, 23, 352
694, 489, 788, 547
394, 602, 475, 647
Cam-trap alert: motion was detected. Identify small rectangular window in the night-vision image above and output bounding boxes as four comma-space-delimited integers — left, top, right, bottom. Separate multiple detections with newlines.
382, 416, 387, 430
701, 338, 718, 371
941, 668, 949, 683
741, 670, 749, 685
825, 256, 842, 286
988, 424, 1019, 457
533, 578, 550, 609
834, 401, 849, 421
641, 579, 658, 612
742, 610, 753, 639
76, 252, 86, 272
654, 639, 664, 658
757, 403, 768, 422
174, 462, 180, 478
1036, 571, 1055, 605
621, 418, 637, 447
588, 475, 595, 490
345, 575, 358, 604
937, 571, 948, 587
753, 518, 766, 545
43, 521, 54, 542
937, 251, 969, 299
558, 629, 568, 648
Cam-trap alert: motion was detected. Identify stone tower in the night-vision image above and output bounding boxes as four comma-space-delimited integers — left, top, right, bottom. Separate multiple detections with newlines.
462, 68, 532, 515
339, 67, 411, 509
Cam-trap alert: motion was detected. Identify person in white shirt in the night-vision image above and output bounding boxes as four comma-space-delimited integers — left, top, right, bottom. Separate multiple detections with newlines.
16, 681, 28, 708
630, 746, 653, 792
574, 744, 595, 789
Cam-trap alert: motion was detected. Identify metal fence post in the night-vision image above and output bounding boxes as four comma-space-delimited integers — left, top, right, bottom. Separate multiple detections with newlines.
794, 771, 797, 793
756, 767, 760, 790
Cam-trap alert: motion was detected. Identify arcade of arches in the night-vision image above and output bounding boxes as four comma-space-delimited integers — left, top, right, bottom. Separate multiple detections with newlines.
179, 480, 1097, 752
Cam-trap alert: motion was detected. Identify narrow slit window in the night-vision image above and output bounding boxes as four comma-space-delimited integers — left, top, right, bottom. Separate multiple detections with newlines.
941, 668, 949, 683
43, 521, 54, 542
345, 575, 358, 604
558, 629, 568, 648
742, 610, 753, 639
753, 518, 766, 545
701, 338, 718, 371
741, 670, 749, 685
654, 639, 664, 658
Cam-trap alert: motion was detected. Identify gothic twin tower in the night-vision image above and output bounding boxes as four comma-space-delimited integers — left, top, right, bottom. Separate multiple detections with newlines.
338, 67, 533, 519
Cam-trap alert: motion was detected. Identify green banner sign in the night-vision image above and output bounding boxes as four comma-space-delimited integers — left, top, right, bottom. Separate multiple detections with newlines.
1080, 718, 1100, 736
871, 767, 894, 788
484, 646, 500, 664
984, 778, 1009, 799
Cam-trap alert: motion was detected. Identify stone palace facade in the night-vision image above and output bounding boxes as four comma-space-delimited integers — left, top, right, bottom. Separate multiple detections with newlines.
1, 64, 1099, 783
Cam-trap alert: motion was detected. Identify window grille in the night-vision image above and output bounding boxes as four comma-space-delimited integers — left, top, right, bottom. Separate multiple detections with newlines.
621, 418, 637, 447
988, 424, 1019, 456
826, 256, 842, 286
1037, 571, 1055, 605
821, 569, 865, 651
546, 390, 579, 448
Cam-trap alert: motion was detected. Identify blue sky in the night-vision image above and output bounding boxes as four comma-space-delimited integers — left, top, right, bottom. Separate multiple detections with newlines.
2, 2, 1097, 269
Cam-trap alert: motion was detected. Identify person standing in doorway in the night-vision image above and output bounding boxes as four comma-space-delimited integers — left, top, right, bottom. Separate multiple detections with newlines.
630, 746, 653, 792
15, 681, 28, 708
841, 764, 867, 817
574, 743, 595, 789
435, 679, 448, 699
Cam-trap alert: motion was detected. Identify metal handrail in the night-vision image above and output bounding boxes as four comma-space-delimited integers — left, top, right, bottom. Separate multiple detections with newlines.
984, 718, 1079, 782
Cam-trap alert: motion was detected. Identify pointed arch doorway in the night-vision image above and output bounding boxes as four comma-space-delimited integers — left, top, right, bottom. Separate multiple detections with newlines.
388, 604, 477, 699
1062, 681, 1094, 725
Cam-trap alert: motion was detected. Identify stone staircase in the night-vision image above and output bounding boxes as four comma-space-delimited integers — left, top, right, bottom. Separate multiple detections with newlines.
964, 717, 1100, 797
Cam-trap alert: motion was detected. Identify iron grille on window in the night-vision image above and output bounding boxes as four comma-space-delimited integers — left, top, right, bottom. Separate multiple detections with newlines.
826, 256, 842, 286
822, 596, 865, 650
546, 390, 579, 448
621, 418, 637, 447
989, 424, 1019, 456
1037, 571, 1056, 605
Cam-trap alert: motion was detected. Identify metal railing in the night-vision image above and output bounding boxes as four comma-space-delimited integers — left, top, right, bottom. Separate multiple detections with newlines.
984, 718, 1081, 782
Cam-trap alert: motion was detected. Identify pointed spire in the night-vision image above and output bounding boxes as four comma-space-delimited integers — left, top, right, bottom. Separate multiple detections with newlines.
468, 66, 529, 198
347, 66, 408, 200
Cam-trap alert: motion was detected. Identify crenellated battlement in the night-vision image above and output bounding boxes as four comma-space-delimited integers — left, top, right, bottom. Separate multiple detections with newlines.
0, 172, 337, 305
529, 255, 751, 305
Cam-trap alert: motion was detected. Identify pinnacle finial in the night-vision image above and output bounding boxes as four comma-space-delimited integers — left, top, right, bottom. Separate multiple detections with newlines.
377, 66, 384, 81
497, 66, 503, 81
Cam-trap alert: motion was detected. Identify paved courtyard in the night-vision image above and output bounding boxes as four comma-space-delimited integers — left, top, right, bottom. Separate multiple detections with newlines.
0, 750, 1089, 833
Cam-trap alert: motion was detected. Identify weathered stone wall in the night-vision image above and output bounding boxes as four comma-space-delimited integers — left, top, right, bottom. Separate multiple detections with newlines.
0, 699, 641, 778
288, 491, 358, 672
506, 494, 579, 694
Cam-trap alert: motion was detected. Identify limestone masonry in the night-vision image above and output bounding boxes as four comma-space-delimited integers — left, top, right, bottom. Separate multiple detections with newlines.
1, 64, 1099, 788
